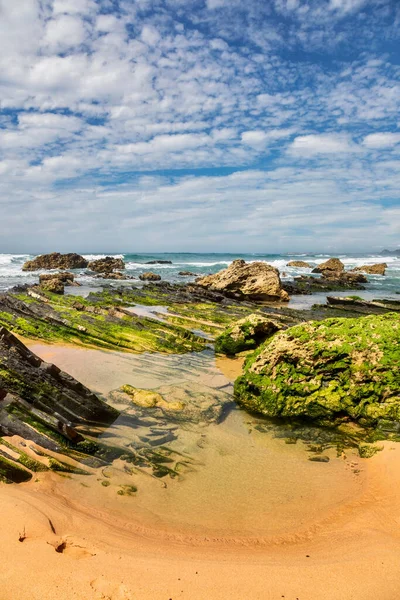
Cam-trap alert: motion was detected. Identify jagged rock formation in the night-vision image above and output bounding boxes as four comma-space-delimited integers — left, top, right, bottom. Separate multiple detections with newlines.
88, 256, 125, 273
139, 272, 162, 281
287, 261, 312, 268
22, 253, 88, 271
234, 313, 400, 427
215, 314, 282, 356
352, 263, 387, 275
0, 327, 118, 426
196, 259, 289, 302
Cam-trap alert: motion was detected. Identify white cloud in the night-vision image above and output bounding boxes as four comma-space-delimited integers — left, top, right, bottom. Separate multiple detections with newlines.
43, 15, 87, 50
363, 132, 400, 149
289, 134, 357, 155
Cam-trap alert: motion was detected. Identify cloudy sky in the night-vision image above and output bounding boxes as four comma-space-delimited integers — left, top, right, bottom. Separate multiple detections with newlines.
0, 0, 399, 253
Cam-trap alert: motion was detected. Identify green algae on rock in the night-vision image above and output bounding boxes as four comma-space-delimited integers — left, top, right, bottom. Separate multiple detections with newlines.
215, 313, 282, 356
234, 312, 400, 427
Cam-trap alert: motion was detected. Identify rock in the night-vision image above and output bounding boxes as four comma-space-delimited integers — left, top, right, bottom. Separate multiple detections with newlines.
96, 272, 133, 280
234, 312, 400, 427
352, 263, 387, 276
284, 271, 367, 295
145, 260, 172, 265
196, 259, 289, 302
0, 327, 118, 427
87, 256, 125, 273
40, 279, 65, 294
22, 253, 88, 271
139, 272, 162, 281
287, 261, 312, 268
179, 271, 196, 276
215, 314, 282, 356
39, 272, 74, 284
312, 258, 344, 275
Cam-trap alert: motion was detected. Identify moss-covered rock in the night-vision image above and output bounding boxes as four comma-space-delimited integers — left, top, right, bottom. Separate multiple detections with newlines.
215, 313, 281, 356
234, 313, 400, 427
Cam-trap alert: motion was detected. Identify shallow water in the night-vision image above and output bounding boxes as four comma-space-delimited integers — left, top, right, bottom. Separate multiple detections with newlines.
26, 342, 365, 540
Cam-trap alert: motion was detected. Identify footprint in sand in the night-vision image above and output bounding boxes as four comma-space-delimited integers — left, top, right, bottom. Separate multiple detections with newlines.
90, 578, 133, 599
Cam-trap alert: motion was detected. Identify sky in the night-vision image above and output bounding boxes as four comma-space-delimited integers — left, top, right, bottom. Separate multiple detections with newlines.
0, 0, 399, 253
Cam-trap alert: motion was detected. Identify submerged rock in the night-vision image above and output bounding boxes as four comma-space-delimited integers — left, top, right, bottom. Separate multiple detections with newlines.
88, 256, 125, 273
22, 253, 88, 271
215, 313, 282, 356
287, 260, 312, 268
352, 263, 387, 276
234, 313, 400, 427
197, 259, 289, 302
145, 260, 172, 265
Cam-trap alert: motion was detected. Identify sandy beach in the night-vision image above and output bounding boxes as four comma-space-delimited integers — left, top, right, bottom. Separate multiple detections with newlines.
1, 342, 400, 600
1, 441, 400, 600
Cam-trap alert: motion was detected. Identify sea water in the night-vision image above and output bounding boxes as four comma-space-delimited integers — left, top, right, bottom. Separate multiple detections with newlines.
0, 251, 399, 297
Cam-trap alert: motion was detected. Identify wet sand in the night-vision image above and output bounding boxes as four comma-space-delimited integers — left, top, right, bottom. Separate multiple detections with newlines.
1, 344, 400, 599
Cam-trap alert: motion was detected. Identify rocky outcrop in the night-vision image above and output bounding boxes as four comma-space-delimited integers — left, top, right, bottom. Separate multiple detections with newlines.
215, 314, 282, 356
88, 256, 125, 273
0, 327, 118, 431
312, 258, 344, 276
39, 272, 75, 284
352, 263, 387, 276
284, 271, 367, 295
145, 260, 172, 265
196, 259, 289, 302
234, 313, 400, 427
287, 260, 312, 268
39, 278, 65, 294
22, 253, 88, 271
139, 272, 161, 281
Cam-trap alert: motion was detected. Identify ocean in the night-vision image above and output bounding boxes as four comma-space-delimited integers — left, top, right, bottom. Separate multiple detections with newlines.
0, 252, 399, 299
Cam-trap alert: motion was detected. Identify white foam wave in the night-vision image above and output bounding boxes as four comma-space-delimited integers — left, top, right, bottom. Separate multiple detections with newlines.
83, 254, 124, 261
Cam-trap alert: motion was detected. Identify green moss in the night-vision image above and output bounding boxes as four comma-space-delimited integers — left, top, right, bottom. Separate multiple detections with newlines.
215, 314, 280, 356
235, 313, 400, 428
358, 443, 383, 458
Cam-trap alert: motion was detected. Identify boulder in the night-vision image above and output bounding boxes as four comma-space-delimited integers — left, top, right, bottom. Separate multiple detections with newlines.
39, 279, 65, 294
287, 260, 312, 268
215, 313, 282, 356
22, 253, 88, 271
234, 312, 400, 427
312, 258, 344, 275
39, 272, 74, 284
87, 256, 125, 273
179, 271, 196, 276
139, 272, 161, 281
352, 263, 387, 276
196, 259, 289, 302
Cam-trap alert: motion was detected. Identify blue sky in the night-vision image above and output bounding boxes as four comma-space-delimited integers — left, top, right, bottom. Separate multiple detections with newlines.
0, 0, 399, 253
